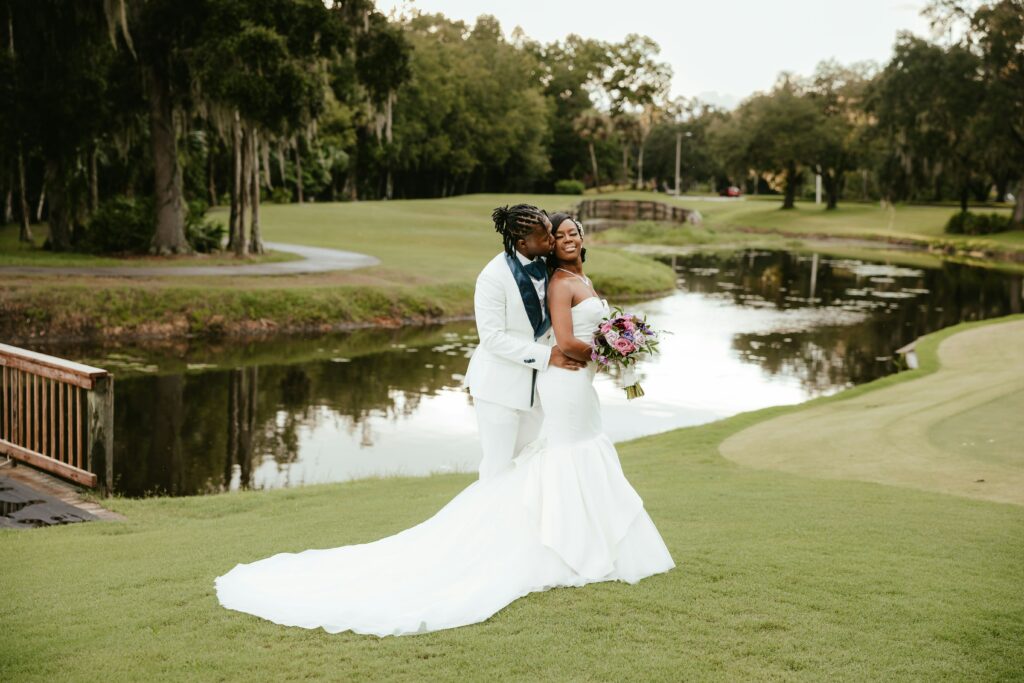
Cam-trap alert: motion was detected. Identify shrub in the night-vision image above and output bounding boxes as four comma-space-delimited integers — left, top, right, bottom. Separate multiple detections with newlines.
944, 211, 1011, 236
270, 187, 293, 204
84, 195, 154, 253
185, 199, 226, 253
554, 179, 585, 195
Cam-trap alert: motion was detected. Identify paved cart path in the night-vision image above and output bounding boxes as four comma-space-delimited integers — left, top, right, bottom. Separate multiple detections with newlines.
0, 242, 380, 277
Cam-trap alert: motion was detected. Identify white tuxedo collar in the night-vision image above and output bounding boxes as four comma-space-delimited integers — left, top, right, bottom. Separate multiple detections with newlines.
515, 251, 543, 266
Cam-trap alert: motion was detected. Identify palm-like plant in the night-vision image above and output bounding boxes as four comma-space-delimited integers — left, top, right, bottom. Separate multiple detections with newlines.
573, 109, 613, 190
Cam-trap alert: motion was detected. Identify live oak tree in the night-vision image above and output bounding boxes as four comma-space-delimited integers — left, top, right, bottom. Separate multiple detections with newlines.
194, 0, 345, 255
951, 0, 1024, 225
869, 35, 985, 212
387, 13, 548, 197
2, 0, 113, 251
643, 98, 725, 194
714, 78, 826, 209
0, 3, 31, 242
354, 12, 410, 200
528, 34, 612, 188
602, 34, 672, 190
103, 0, 209, 255
802, 60, 876, 210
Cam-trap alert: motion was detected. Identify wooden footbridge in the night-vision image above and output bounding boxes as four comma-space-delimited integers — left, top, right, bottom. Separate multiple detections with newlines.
0, 344, 113, 492
572, 198, 699, 232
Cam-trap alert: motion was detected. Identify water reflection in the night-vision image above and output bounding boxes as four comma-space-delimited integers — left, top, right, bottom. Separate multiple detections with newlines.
89, 325, 481, 496
30, 251, 1022, 497
668, 252, 1019, 392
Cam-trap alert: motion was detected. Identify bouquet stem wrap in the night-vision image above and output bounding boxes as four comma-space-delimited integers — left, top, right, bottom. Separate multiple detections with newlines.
621, 365, 645, 400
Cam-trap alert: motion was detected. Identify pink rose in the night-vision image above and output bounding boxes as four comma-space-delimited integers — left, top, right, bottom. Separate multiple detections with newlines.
600, 322, 613, 334
621, 318, 636, 332
612, 338, 636, 355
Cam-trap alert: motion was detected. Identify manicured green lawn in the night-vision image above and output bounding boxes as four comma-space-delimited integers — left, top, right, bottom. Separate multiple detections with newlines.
245, 194, 674, 294
2, 318, 1021, 681
601, 191, 1024, 254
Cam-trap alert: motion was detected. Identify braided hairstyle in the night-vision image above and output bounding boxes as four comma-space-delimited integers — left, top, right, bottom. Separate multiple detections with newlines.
546, 212, 587, 264
492, 204, 548, 257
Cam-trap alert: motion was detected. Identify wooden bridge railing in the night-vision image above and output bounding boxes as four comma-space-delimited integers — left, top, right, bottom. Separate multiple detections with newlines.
574, 199, 695, 224
0, 344, 113, 490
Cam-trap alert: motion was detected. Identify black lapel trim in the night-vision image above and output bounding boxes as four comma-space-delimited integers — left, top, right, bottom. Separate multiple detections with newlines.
505, 253, 548, 339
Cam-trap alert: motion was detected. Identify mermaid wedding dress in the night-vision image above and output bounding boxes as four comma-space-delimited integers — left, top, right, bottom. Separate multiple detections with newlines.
214, 297, 675, 636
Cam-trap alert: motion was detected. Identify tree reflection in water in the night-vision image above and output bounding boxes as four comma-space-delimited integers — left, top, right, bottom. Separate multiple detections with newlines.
667, 251, 1021, 394
78, 324, 480, 496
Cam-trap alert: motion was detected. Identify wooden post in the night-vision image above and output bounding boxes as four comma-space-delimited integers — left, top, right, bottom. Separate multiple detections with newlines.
14, 369, 20, 444
42, 377, 48, 456
49, 379, 54, 457
59, 381, 65, 463
29, 372, 35, 451
87, 376, 114, 495
75, 386, 82, 469
2, 366, 7, 439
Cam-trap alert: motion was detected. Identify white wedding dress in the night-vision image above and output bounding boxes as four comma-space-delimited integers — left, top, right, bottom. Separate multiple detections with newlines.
215, 297, 675, 636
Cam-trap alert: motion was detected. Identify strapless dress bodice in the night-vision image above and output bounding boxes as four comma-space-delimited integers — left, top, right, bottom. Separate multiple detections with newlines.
571, 296, 610, 343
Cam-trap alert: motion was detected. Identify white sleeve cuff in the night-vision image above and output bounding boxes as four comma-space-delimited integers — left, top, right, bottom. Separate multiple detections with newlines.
531, 342, 551, 372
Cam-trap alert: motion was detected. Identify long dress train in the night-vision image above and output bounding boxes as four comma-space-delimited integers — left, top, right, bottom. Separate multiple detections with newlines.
214, 297, 675, 636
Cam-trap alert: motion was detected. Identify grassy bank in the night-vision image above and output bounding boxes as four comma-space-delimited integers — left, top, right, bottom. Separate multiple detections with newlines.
1, 318, 1022, 681
599, 192, 1023, 261
0, 195, 676, 342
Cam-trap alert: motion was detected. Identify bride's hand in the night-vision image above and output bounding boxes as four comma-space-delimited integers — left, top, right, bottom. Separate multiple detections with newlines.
550, 346, 586, 371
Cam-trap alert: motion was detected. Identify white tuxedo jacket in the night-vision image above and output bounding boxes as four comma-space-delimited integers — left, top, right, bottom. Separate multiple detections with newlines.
464, 253, 554, 411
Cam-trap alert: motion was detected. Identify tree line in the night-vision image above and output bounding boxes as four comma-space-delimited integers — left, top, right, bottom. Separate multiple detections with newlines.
709, 0, 1023, 223
1, 0, 1021, 256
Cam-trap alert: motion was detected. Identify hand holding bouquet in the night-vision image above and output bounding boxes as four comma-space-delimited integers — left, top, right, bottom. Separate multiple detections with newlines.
590, 308, 662, 400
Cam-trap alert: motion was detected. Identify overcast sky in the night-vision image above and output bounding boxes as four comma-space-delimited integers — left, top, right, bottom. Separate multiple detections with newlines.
377, 0, 934, 108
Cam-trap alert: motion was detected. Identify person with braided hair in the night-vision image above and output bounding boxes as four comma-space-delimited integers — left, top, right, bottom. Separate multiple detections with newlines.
463, 204, 587, 480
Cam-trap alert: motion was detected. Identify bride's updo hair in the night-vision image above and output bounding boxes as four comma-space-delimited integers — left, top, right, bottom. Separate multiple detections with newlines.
546, 212, 587, 264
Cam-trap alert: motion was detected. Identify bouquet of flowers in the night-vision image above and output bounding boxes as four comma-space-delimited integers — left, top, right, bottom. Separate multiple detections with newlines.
590, 308, 662, 400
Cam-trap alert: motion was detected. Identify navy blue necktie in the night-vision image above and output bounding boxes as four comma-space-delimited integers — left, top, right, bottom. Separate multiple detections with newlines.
523, 259, 546, 280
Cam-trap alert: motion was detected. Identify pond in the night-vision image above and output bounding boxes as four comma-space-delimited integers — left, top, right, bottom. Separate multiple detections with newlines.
31, 250, 1023, 497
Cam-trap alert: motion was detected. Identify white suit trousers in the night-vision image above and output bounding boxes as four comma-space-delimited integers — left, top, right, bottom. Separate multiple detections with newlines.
473, 396, 544, 481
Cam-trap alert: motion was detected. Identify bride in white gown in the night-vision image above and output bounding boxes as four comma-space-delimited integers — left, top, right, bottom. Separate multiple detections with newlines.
214, 215, 675, 637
